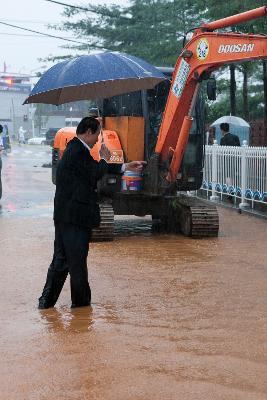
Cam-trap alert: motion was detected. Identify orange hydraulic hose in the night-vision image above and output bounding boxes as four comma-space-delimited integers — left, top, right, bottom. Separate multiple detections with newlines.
202, 6, 267, 31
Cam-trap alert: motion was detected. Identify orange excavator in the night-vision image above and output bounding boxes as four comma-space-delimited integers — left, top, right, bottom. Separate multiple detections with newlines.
53, 6, 267, 240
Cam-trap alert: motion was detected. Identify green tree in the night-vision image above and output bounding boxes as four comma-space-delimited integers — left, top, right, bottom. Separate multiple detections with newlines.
56, 0, 204, 66
205, 0, 267, 121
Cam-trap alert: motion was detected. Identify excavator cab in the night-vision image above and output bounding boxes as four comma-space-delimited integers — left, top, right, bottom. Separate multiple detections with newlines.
207, 77, 217, 101
99, 67, 206, 192
144, 71, 206, 191
176, 89, 205, 191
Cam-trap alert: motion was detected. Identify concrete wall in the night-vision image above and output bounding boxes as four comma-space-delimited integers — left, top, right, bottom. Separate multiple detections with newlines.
0, 91, 31, 138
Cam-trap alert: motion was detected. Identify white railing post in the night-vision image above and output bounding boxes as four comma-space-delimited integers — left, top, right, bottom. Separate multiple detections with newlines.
210, 141, 219, 201
239, 141, 249, 209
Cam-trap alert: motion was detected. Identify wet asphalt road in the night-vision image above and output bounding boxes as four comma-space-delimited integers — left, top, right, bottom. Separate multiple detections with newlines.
0, 144, 54, 218
0, 145, 267, 400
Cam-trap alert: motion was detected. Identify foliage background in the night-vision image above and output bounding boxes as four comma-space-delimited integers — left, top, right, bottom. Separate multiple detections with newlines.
49, 0, 267, 124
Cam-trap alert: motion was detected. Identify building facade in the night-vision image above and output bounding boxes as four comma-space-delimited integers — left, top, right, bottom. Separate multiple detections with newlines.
0, 72, 31, 139
0, 70, 96, 139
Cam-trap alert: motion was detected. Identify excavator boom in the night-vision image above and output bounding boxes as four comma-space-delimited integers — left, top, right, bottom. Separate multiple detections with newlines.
202, 5, 267, 31
155, 6, 267, 183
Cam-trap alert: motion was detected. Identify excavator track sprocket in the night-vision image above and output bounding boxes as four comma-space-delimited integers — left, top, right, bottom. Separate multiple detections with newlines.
91, 203, 114, 242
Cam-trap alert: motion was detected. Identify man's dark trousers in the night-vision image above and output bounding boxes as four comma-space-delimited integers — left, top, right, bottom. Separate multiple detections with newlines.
39, 222, 91, 308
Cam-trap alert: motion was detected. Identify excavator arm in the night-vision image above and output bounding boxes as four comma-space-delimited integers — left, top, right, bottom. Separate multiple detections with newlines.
155, 5, 267, 183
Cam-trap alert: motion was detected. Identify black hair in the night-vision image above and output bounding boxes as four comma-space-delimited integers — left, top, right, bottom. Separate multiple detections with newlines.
220, 122, 229, 132
76, 117, 100, 135
0, 125, 3, 133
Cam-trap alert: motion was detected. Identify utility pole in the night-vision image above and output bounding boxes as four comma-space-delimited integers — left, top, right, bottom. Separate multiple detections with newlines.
11, 98, 16, 139
70, 107, 73, 126
29, 105, 36, 138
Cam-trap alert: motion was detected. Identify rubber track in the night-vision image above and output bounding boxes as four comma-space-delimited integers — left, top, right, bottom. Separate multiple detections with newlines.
174, 195, 219, 238
91, 203, 114, 242
189, 206, 219, 237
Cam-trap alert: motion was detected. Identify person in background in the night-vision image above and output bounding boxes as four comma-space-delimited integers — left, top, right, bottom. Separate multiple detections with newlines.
38, 117, 146, 309
220, 123, 240, 146
219, 122, 240, 202
3, 125, 11, 152
18, 126, 26, 145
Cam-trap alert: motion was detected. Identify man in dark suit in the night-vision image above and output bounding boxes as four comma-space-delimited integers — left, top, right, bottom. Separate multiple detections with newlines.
38, 117, 145, 309
220, 122, 240, 146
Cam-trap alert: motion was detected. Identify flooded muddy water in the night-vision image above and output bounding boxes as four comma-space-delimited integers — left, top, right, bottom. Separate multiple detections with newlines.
0, 208, 267, 400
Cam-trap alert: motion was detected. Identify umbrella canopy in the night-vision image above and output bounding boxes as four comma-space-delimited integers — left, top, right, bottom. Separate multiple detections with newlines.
211, 115, 250, 128
211, 115, 250, 144
24, 52, 167, 105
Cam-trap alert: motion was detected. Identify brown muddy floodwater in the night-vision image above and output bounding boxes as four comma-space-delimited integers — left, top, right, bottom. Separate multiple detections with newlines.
0, 208, 267, 400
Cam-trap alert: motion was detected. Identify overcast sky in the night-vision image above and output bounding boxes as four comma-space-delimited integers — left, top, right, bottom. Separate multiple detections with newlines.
0, 0, 125, 76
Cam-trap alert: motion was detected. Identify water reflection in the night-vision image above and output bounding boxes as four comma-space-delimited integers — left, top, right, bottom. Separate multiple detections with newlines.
39, 303, 121, 333
93, 303, 120, 325
39, 306, 94, 333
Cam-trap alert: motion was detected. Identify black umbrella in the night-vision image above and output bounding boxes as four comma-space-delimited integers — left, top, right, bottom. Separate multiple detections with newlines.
24, 52, 167, 105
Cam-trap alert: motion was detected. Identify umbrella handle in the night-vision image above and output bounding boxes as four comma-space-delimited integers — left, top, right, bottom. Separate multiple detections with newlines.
100, 128, 104, 144
97, 108, 104, 144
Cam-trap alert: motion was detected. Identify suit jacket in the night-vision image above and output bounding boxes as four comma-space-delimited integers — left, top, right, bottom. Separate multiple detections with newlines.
54, 137, 121, 229
220, 133, 240, 146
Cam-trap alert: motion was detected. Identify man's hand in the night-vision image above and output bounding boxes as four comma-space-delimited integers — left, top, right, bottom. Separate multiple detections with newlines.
124, 161, 147, 173
99, 143, 111, 161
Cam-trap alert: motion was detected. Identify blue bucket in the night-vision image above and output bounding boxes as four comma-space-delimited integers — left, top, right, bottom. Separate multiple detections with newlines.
121, 171, 142, 191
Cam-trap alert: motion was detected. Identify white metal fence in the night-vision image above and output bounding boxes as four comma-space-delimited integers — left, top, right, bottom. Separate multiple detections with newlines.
200, 143, 267, 208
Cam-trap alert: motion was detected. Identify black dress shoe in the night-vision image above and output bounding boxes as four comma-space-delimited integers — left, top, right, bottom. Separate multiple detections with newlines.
38, 301, 53, 309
